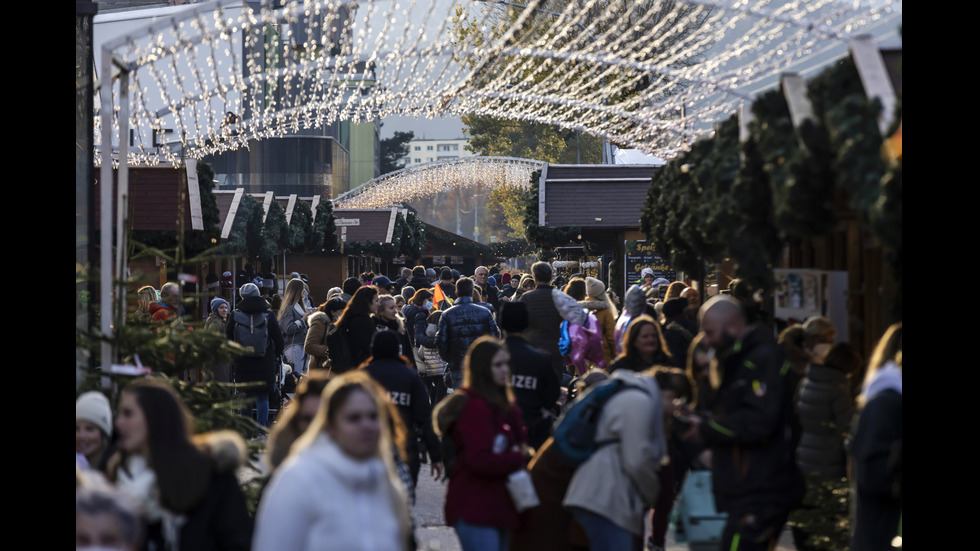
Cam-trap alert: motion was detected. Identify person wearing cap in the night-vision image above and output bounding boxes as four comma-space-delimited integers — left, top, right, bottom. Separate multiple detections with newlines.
372, 275, 394, 295
76, 391, 113, 471
437, 268, 457, 302
499, 302, 561, 450
226, 282, 285, 427
340, 278, 360, 303
638, 268, 656, 291
360, 330, 443, 488
425, 268, 438, 285
614, 285, 648, 357
498, 273, 518, 302
204, 297, 233, 382
578, 277, 619, 366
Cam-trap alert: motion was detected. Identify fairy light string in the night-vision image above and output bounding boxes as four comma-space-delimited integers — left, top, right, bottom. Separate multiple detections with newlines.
94, 0, 898, 165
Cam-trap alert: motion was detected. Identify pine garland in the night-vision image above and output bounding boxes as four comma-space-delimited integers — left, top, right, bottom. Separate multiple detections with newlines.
698, 115, 741, 261
399, 211, 427, 260
238, 193, 277, 261
285, 200, 313, 252
639, 51, 901, 295
818, 59, 886, 214
264, 200, 289, 256
522, 169, 583, 258
309, 200, 337, 253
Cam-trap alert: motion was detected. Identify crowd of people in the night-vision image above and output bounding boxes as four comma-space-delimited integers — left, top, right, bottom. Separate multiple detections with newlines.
78, 263, 902, 551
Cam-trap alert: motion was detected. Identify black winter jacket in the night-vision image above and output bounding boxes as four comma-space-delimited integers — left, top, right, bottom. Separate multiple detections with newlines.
796, 363, 853, 480
373, 314, 417, 370
699, 324, 804, 512
516, 285, 564, 374
437, 297, 499, 372
505, 335, 560, 449
226, 296, 284, 393
360, 357, 442, 464
338, 312, 376, 368
409, 276, 432, 292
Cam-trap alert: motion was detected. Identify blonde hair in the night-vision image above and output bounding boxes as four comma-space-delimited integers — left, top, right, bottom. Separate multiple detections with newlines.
278, 278, 306, 321
291, 371, 410, 542
664, 281, 688, 301
377, 295, 406, 334
858, 322, 902, 407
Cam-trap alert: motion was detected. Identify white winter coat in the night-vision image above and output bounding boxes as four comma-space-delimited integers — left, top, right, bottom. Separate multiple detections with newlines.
253, 433, 406, 551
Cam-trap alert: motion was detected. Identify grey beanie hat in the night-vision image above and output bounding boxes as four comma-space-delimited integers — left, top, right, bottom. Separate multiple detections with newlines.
76, 391, 113, 437
240, 282, 260, 298
210, 297, 229, 313
624, 285, 647, 317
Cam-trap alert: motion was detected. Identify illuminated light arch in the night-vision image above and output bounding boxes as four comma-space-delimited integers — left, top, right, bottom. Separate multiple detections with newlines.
94, 0, 901, 166
334, 156, 546, 209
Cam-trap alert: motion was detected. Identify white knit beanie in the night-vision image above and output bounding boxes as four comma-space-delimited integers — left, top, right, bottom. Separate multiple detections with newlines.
76, 391, 113, 437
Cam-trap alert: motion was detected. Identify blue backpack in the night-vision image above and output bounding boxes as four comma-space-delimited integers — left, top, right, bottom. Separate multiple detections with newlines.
552, 377, 648, 467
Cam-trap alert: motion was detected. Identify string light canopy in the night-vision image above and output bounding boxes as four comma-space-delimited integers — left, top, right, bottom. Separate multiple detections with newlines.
334, 156, 543, 208
95, 0, 900, 165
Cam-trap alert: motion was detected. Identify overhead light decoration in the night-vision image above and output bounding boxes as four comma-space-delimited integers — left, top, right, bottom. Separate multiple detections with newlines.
93, 0, 899, 166
335, 156, 543, 209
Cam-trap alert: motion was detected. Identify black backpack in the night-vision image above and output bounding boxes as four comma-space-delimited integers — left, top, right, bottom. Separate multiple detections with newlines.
325, 323, 354, 373
232, 311, 271, 357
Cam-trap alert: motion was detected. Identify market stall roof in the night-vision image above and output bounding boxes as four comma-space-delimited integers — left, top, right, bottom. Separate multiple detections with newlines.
94, 167, 198, 231
540, 164, 659, 229
333, 209, 403, 244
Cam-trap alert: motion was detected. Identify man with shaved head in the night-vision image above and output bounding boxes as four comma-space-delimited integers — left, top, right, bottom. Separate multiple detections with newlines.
685, 296, 804, 551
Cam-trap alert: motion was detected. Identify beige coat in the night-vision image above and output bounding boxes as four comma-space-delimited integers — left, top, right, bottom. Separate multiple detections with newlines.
304, 312, 330, 370
562, 369, 665, 535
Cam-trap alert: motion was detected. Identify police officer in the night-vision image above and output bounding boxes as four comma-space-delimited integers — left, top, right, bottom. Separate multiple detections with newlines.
360, 330, 443, 487
499, 302, 561, 450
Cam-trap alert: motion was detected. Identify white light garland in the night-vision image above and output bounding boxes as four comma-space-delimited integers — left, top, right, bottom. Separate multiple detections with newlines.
552, 260, 580, 269
94, 0, 900, 166
335, 156, 544, 209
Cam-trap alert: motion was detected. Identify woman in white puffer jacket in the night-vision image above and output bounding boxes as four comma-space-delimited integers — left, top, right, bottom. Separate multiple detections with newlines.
253, 371, 411, 551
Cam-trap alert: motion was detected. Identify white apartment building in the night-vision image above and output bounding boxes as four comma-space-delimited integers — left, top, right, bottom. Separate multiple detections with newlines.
403, 138, 476, 167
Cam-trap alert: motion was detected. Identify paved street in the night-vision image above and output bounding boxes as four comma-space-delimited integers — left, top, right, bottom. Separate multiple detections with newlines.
412, 465, 797, 551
